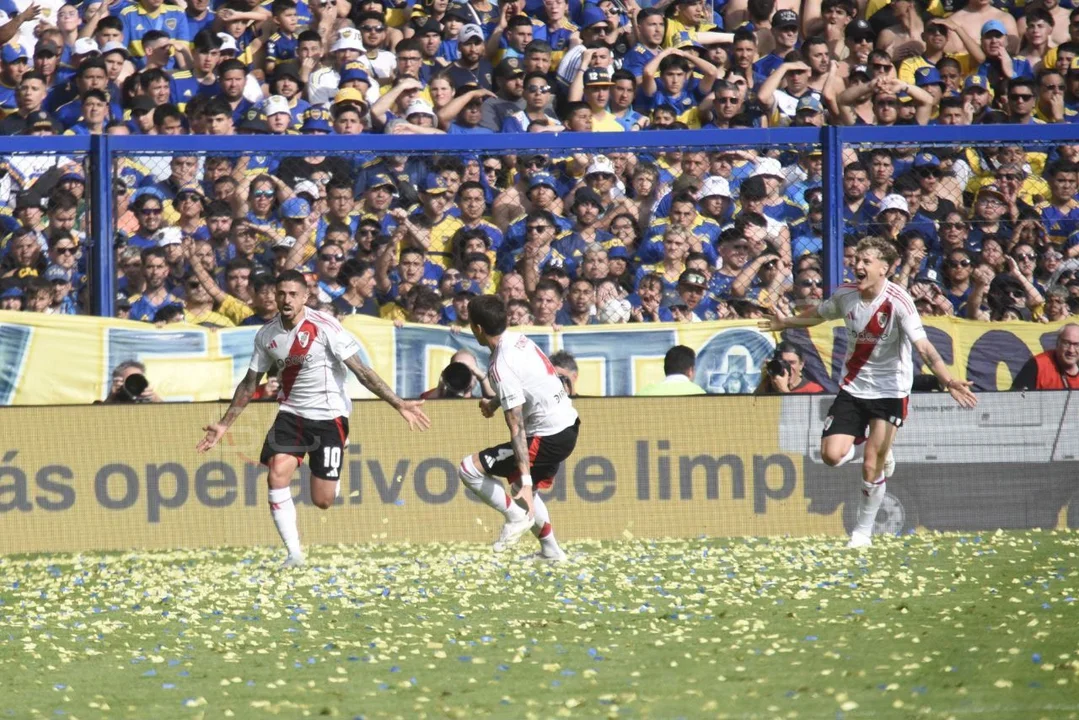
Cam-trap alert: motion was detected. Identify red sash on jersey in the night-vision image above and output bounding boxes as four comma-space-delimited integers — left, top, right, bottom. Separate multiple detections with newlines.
843, 299, 892, 386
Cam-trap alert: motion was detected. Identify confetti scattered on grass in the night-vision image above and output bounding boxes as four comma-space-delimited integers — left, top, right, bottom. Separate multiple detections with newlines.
1, 531, 1078, 718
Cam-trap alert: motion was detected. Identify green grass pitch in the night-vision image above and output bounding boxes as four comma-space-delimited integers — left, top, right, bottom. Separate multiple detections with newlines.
1, 532, 1078, 719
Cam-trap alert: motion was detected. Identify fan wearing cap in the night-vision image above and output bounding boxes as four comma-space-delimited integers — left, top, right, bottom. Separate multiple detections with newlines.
0, 283, 24, 310
387, 173, 464, 269
172, 183, 211, 242
966, 182, 1012, 249
118, 0, 192, 63
975, 19, 1032, 93
444, 23, 494, 90
640, 47, 719, 128
32, 37, 62, 88
0, 43, 30, 114
753, 9, 801, 77
474, 56, 525, 131
580, 67, 630, 131
268, 63, 310, 128
948, 0, 1018, 57
662, 269, 716, 322
499, 170, 572, 251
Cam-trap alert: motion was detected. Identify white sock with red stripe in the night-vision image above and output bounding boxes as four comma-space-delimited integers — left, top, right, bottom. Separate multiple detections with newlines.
458, 456, 527, 522
853, 474, 886, 538
531, 495, 560, 552
835, 445, 856, 467
268, 487, 303, 559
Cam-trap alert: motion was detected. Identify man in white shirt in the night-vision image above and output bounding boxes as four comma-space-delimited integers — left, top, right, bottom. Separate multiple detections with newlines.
760, 237, 977, 548
457, 294, 581, 561
197, 269, 430, 567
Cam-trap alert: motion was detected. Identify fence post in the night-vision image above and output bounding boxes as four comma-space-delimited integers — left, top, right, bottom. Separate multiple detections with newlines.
822, 125, 844, 295
89, 134, 114, 318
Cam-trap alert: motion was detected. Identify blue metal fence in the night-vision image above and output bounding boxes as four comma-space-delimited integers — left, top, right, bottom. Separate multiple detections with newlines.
2, 124, 1075, 318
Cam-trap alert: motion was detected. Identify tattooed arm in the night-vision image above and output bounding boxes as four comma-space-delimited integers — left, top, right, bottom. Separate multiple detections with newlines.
503, 404, 535, 516
913, 338, 978, 408
197, 369, 262, 452
344, 353, 432, 430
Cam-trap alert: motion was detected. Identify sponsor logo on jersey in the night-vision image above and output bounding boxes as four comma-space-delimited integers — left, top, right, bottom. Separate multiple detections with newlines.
279, 353, 312, 369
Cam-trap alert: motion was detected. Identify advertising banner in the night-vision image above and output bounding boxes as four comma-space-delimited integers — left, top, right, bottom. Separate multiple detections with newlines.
0, 310, 1073, 405
0, 394, 1075, 554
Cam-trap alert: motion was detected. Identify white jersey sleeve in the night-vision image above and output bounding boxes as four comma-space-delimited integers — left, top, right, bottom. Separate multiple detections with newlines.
897, 291, 928, 345
816, 284, 857, 321
495, 361, 526, 411
324, 317, 362, 362
489, 332, 578, 437
249, 326, 274, 373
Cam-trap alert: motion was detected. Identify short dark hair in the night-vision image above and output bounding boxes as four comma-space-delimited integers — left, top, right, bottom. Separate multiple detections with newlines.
549, 350, 577, 374
275, 269, 306, 286
534, 277, 564, 298
663, 345, 696, 376
218, 58, 247, 76
774, 340, 804, 360
203, 97, 232, 118
141, 246, 167, 263
468, 294, 507, 335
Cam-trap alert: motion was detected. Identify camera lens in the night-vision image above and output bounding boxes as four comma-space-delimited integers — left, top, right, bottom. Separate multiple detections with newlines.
122, 373, 149, 400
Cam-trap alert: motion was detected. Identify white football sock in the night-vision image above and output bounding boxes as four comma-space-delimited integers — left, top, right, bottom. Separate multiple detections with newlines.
853, 474, 886, 538
458, 456, 527, 521
835, 445, 856, 467
268, 487, 302, 559
531, 495, 560, 551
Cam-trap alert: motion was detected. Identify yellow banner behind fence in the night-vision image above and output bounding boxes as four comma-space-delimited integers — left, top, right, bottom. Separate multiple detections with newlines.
0, 311, 1071, 405
0, 399, 847, 553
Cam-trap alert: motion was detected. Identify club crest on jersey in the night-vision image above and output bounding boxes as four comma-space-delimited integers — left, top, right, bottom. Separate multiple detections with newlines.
297, 331, 311, 348
876, 310, 890, 328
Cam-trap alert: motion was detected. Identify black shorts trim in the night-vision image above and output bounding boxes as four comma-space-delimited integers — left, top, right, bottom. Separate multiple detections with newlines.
478, 418, 580, 489
260, 412, 349, 480
822, 390, 908, 439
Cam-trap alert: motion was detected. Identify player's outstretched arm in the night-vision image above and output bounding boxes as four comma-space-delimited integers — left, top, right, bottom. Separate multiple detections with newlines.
757, 304, 826, 333
913, 337, 978, 409
344, 353, 431, 431
503, 405, 535, 518
198, 369, 262, 452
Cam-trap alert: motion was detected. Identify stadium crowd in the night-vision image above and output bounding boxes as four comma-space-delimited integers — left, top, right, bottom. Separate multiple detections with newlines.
0, 0, 1078, 329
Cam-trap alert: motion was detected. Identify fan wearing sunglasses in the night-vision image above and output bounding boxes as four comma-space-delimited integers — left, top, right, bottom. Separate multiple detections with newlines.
942, 248, 976, 314
314, 241, 348, 302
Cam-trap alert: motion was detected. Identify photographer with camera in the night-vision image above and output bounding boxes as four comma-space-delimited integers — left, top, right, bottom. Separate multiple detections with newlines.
102, 360, 163, 403
756, 341, 825, 395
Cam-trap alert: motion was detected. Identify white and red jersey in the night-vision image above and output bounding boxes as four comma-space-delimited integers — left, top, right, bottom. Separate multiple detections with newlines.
817, 281, 927, 399
249, 308, 361, 421
488, 331, 578, 437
